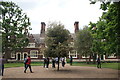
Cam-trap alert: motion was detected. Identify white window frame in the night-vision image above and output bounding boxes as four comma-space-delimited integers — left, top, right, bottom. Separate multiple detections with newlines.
11, 52, 15, 58
27, 43, 35, 48
69, 50, 77, 58
30, 50, 38, 58
82, 55, 90, 58
107, 54, 116, 58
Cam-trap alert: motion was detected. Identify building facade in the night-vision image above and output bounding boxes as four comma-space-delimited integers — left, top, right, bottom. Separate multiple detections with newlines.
9, 22, 119, 61
68, 22, 119, 61
9, 22, 46, 61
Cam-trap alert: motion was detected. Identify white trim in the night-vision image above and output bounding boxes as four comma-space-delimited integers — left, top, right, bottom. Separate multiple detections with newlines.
30, 50, 38, 58
69, 51, 77, 58
103, 55, 105, 60
69, 51, 70, 58
27, 43, 35, 48
42, 54, 45, 58
82, 56, 90, 58
11, 52, 15, 58
107, 54, 116, 58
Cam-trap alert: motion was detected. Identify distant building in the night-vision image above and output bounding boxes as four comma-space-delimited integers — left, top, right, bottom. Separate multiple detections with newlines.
68, 21, 119, 61
9, 22, 119, 61
9, 22, 46, 61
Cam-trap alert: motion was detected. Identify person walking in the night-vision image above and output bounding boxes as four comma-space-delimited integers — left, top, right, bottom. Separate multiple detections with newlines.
52, 58, 55, 68
24, 56, 33, 73
70, 56, 73, 65
46, 57, 49, 68
62, 58, 65, 67
43, 58, 47, 68
55, 57, 58, 64
0, 56, 5, 76
97, 56, 101, 68
24, 56, 27, 69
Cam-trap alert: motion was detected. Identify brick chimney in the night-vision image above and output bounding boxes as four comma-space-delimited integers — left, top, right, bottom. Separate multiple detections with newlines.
40, 22, 46, 37
74, 21, 79, 33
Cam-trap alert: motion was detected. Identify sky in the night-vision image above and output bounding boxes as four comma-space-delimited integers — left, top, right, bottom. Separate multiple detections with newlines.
3, 0, 103, 34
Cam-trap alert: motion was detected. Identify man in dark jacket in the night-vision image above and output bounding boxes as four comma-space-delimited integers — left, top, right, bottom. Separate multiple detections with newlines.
62, 58, 65, 67
52, 58, 55, 68
24, 56, 33, 73
0, 56, 5, 76
43, 58, 47, 68
70, 56, 73, 65
46, 57, 49, 68
97, 56, 101, 68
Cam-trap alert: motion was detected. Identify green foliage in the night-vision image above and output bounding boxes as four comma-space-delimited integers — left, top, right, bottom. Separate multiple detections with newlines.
45, 22, 70, 58
89, 21, 106, 55
45, 22, 70, 71
0, 1, 31, 57
75, 26, 93, 57
89, 1, 120, 56
90, 0, 110, 11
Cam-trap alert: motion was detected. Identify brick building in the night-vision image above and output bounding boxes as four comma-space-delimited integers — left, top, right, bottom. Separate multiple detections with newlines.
9, 22, 119, 61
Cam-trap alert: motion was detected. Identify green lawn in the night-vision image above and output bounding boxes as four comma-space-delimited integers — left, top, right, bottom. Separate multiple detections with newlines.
4, 62, 120, 70
5, 62, 43, 68
72, 62, 120, 70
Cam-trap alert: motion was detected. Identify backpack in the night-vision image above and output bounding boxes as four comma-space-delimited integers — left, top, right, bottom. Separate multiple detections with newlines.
24, 58, 28, 64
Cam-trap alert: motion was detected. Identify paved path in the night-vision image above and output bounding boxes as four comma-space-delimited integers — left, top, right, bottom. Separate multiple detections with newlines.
2, 64, 119, 78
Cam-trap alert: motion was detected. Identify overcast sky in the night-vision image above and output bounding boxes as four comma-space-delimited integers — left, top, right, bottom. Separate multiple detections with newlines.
3, 0, 103, 34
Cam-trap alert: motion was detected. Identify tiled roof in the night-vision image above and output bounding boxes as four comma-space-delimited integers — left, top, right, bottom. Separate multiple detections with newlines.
28, 34, 35, 43
32, 34, 40, 43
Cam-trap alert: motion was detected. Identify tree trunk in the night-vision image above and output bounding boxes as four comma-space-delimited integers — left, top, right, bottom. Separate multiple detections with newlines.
4, 50, 9, 62
93, 53, 96, 64
4, 29, 9, 62
89, 56, 91, 63
4, 48, 11, 62
57, 57, 60, 71
93, 56, 96, 64
85, 56, 88, 64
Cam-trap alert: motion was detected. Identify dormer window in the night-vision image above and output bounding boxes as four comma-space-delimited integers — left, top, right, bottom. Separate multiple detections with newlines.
27, 43, 35, 48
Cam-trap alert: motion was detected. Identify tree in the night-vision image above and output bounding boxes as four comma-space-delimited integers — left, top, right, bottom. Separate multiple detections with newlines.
89, 1, 120, 57
75, 26, 93, 63
45, 22, 70, 71
89, 21, 106, 62
0, 1, 31, 60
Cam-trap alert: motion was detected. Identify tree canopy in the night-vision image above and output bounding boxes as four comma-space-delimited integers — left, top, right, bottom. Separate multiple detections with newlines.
89, 1, 120, 56
45, 22, 70, 70
0, 1, 31, 58
75, 26, 93, 59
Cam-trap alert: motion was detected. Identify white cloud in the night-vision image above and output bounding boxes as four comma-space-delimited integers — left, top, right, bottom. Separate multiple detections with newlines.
4, 0, 103, 34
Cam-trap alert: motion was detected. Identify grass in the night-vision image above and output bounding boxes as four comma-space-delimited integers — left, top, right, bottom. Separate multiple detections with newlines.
102, 63, 120, 70
4, 62, 120, 70
5, 62, 43, 68
72, 62, 120, 70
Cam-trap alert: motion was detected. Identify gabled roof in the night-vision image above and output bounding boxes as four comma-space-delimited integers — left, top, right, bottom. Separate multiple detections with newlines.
32, 34, 41, 43
70, 33, 76, 40
28, 34, 35, 43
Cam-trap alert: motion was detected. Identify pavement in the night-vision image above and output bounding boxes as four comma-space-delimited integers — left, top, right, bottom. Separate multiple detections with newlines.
2, 64, 119, 78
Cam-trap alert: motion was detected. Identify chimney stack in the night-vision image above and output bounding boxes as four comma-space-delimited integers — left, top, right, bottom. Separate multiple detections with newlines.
40, 22, 46, 37
74, 21, 79, 33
